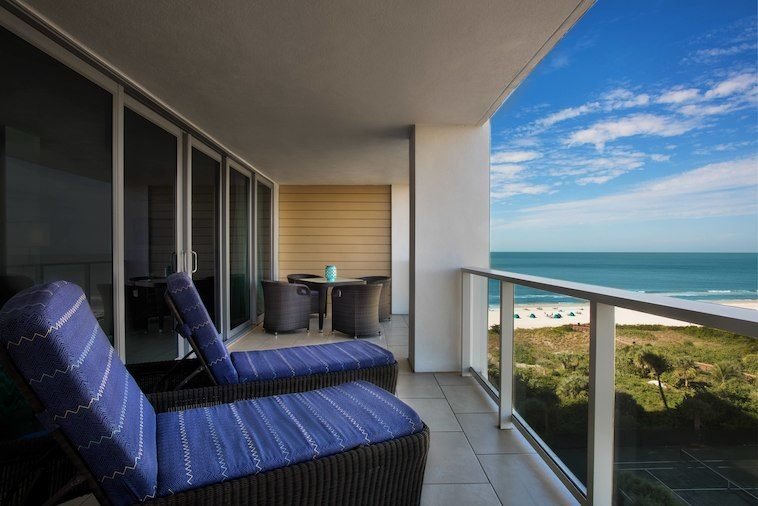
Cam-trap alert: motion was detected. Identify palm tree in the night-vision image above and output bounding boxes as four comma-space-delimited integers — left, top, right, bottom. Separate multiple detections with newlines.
711, 361, 741, 386
673, 357, 698, 391
640, 351, 670, 410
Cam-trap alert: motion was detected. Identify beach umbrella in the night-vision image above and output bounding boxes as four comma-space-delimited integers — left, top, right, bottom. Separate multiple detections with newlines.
513, 314, 520, 319
568, 312, 575, 316
529, 313, 536, 318
553, 313, 562, 319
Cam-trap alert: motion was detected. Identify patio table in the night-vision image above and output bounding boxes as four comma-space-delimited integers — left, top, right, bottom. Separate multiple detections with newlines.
296, 277, 366, 332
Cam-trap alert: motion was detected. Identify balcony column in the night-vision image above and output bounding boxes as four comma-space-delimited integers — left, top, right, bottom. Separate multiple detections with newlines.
588, 302, 616, 504
409, 123, 490, 372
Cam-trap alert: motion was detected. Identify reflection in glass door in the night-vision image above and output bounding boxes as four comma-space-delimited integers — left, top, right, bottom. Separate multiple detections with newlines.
190, 146, 221, 331
256, 180, 273, 319
123, 106, 179, 364
229, 168, 251, 330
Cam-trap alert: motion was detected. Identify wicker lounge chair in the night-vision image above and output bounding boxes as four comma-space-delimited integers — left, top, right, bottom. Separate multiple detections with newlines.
0, 281, 429, 506
359, 275, 392, 321
332, 284, 382, 337
286, 273, 320, 314
163, 272, 398, 396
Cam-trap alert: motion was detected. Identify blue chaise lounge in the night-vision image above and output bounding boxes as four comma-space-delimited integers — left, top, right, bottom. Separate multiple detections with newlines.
0, 281, 429, 505
149, 272, 398, 397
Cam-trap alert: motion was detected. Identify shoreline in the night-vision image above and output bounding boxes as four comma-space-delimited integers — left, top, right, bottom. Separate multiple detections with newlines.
487, 299, 758, 329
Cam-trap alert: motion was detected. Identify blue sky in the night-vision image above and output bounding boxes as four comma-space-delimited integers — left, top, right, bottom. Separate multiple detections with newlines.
490, 1, 758, 252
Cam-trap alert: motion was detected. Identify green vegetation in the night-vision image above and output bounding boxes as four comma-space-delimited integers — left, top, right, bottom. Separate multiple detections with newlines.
486, 323, 758, 494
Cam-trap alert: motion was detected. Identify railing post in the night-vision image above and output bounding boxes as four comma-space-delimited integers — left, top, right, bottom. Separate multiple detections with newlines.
461, 271, 473, 375
499, 281, 514, 429
588, 302, 616, 505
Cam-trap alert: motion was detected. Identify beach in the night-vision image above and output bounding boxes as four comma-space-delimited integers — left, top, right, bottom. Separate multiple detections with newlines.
487, 299, 758, 329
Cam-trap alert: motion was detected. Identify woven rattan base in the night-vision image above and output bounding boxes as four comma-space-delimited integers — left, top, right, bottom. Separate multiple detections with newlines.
146, 426, 429, 506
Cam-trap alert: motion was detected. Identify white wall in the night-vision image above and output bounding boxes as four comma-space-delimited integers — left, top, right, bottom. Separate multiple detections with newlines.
391, 184, 410, 314
410, 123, 490, 372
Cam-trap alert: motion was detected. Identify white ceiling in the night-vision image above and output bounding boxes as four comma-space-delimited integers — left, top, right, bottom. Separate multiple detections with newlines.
21, 0, 592, 184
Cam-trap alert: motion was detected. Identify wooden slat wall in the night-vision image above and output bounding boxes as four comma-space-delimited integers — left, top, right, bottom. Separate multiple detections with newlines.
279, 186, 391, 282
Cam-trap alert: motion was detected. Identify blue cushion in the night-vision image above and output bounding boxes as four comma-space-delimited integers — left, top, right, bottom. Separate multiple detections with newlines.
230, 341, 396, 382
0, 282, 158, 505
155, 381, 422, 495
166, 272, 239, 385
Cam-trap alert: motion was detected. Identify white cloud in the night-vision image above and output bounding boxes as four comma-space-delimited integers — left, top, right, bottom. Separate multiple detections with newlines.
491, 164, 526, 179
536, 103, 598, 129
688, 42, 756, 62
704, 73, 756, 99
566, 114, 697, 150
656, 88, 700, 104
497, 158, 758, 228
601, 89, 650, 109
491, 183, 553, 200
491, 150, 541, 164
678, 102, 735, 117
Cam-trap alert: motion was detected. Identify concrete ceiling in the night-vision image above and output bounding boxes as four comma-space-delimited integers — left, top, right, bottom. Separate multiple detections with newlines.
20, 0, 592, 184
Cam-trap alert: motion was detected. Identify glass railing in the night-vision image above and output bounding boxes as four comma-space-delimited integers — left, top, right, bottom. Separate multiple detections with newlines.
462, 267, 758, 505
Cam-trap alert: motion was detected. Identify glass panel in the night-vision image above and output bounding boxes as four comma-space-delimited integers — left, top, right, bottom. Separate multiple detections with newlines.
487, 279, 501, 389
513, 286, 589, 488
229, 169, 250, 329
191, 147, 220, 330
614, 323, 758, 504
123, 108, 177, 364
255, 182, 272, 318
0, 27, 113, 339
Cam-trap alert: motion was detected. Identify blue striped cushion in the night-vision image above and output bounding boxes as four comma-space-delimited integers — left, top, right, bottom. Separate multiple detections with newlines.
155, 381, 422, 495
230, 341, 395, 382
166, 272, 239, 385
0, 282, 158, 505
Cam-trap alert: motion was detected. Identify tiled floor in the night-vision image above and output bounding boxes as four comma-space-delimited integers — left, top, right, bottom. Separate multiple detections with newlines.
230, 314, 579, 506
65, 315, 577, 506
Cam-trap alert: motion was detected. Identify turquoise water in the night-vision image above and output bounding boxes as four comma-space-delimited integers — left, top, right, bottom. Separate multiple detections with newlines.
489, 252, 758, 306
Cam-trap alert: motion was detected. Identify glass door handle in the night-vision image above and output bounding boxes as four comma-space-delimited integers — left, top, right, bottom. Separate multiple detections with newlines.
192, 251, 198, 274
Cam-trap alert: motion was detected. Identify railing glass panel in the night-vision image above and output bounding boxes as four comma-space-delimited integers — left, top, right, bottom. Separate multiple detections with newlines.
512, 288, 589, 488
613, 322, 758, 504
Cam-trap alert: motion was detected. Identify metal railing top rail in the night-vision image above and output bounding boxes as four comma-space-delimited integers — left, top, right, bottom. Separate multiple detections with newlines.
462, 267, 758, 338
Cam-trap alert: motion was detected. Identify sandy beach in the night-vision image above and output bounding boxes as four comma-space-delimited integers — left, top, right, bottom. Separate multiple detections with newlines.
487, 299, 758, 329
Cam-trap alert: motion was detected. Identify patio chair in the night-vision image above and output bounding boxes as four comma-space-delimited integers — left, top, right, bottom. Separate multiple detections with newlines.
286, 273, 320, 314
163, 272, 398, 396
359, 275, 392, 321
0, 281, 429, 506
332, 284, 382, 337
261, 280, 311, 334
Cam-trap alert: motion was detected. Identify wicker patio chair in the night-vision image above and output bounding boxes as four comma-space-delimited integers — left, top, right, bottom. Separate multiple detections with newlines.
0, 281, 429, 506
332, 284, 382, 337
161, 272, 398, 397
262, 280, 311, 334
359, 275, 392, 321
286, 273, 320, 314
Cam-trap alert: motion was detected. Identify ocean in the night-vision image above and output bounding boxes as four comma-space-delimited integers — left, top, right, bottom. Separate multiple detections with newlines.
489, 252, 758, 306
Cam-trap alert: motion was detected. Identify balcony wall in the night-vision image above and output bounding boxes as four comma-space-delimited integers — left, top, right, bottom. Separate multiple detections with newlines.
278, 185, 392, 284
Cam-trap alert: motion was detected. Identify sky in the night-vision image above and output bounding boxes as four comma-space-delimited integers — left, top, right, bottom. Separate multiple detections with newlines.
490, 1, 758, 253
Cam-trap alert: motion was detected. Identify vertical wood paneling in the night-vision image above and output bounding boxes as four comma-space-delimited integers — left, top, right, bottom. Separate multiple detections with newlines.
278, 185, 391, 284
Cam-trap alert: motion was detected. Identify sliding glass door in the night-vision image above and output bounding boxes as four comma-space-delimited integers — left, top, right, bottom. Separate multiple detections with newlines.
123, 104, 181, 364
255, 179, 273, 320
189, 143, 221, 331
229, 166, 252, 331
0, 26, 114, 339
